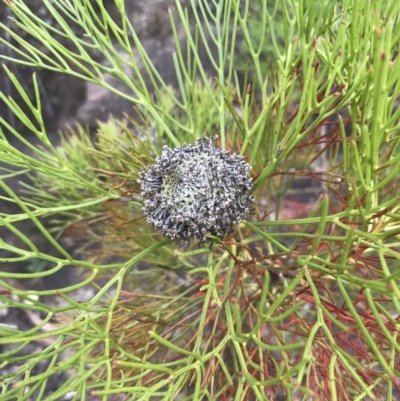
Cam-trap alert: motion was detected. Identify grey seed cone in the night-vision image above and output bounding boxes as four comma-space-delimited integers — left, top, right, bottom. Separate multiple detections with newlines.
138, 136, 254, 243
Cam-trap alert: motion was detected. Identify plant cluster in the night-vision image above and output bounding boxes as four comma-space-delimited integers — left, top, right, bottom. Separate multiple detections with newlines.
0, 0, 400, 400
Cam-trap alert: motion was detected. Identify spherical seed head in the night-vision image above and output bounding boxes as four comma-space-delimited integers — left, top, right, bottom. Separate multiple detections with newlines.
138, 136, 254, 243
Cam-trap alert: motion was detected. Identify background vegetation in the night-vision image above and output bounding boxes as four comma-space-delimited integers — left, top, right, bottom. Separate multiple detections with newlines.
1, 0, 400, 400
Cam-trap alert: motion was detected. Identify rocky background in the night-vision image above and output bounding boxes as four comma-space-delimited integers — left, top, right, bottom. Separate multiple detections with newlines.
1, 0, 190, 133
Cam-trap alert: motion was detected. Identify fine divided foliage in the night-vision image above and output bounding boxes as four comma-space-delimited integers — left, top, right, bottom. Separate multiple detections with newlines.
1, 0, 400, 400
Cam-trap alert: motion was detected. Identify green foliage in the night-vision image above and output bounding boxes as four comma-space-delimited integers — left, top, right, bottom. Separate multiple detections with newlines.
1, 0, 400, 400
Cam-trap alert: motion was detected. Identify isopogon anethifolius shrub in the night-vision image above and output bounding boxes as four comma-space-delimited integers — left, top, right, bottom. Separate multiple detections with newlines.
138, 136, 254, 243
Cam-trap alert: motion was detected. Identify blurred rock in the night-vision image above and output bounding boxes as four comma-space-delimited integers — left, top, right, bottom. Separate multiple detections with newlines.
66, 28, 219, 128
